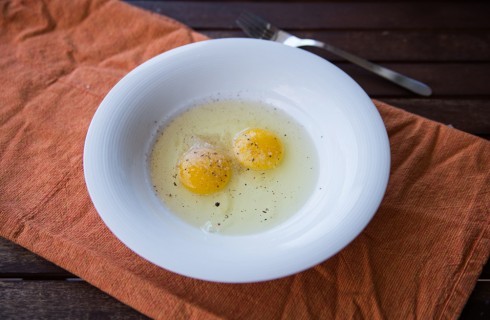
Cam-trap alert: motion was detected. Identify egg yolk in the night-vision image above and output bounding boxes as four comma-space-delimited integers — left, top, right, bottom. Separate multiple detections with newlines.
233, 128, 284, 170
178, 147, 232, 195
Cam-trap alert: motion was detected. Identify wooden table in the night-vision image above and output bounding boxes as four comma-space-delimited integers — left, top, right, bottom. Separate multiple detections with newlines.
1, 1, 489, 318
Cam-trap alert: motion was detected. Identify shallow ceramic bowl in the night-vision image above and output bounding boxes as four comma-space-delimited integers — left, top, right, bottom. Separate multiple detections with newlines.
84, 38, 390, 283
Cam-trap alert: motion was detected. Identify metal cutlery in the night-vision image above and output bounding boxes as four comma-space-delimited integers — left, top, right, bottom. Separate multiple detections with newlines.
236, 12, 432, 96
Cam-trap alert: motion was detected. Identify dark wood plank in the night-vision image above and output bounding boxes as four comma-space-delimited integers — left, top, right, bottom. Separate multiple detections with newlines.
203, 30, 490, 62
129, 0, 473, 2
0, 279, 487, 320
460, 281, 490, 320
0, 237, 73, 278
380, 99, 490, 135
129, 0, 471, 2
332, 63, 490, 97
481, 260, 490, 279
0, 280, 149, 319
128, 1, 490, 29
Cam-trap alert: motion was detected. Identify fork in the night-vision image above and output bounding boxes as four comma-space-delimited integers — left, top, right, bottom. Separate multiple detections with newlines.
236, 12, 432, 96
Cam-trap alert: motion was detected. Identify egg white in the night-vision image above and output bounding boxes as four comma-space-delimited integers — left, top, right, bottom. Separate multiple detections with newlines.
150, 99, 318, 235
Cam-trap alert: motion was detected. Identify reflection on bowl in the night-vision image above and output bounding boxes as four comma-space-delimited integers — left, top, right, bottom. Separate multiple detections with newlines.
84, 38, 390, 283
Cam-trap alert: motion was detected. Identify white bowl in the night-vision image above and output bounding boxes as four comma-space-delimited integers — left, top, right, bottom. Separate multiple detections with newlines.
84, 38, 390, 283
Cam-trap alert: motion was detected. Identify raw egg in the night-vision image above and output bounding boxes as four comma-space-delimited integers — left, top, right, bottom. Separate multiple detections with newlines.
178, 146, 232, 195
233, 128, 283, 170
149, 99, 318, 235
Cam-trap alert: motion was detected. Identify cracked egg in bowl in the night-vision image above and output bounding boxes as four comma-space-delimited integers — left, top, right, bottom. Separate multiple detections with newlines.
84, 38, 390, 283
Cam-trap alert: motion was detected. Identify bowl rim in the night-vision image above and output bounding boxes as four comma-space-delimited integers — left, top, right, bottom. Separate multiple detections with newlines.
84, 38, 391, 283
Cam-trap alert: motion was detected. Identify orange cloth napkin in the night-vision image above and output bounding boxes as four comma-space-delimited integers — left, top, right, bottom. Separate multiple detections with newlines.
1, 0, 489, 319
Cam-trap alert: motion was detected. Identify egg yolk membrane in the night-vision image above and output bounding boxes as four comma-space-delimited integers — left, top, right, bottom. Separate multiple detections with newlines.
178, 146, 232, 195
233, 128, 284, 170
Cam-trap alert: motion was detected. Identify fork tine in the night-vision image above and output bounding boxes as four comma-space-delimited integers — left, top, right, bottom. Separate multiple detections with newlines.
236, 12, 266, 38
236, 12, 278, 41
243, 12, 277, 40
236, 14, 262, 38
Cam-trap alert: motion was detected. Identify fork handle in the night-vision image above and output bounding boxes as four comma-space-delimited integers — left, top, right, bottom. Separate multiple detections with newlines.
298, 39, 432, 96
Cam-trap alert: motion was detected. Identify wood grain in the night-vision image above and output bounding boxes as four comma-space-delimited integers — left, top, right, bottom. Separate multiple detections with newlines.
0, 280, 149, 319
128, 1, 490, 29
460, 280, 490, 320
380, 99, 490, 135
0, 237, 72, 278
0, 278, 484, 320
0, 235, 487, 319
328, 63, 490, 96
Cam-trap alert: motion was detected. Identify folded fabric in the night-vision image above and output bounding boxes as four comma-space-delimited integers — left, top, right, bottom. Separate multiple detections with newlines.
0, 0, 488, 319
